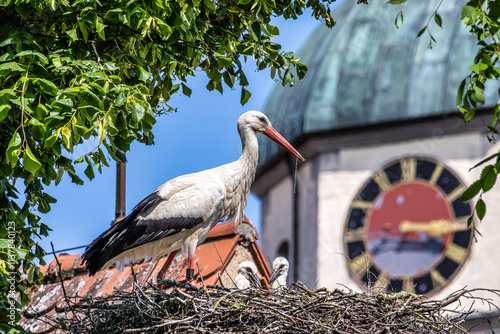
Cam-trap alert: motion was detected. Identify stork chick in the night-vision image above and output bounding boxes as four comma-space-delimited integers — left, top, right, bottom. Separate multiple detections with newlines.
269, 257, 289, 290
235, 261, 262, 289
81, 111, 305, 282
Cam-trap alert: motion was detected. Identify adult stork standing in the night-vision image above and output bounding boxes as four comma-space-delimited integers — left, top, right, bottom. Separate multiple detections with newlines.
81, 111, 304, 282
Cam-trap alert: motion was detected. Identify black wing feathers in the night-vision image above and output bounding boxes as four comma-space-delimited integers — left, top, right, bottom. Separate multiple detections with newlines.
132, 191, 163, 215
81, 191, 203, 275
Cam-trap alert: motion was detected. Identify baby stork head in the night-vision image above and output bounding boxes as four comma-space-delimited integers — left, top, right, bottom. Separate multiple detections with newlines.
269, 257, 289, 290
235, 261, 262, 289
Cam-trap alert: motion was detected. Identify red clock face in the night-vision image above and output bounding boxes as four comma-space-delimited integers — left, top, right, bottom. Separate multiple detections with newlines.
366, 182, 452, 277
344, 157, 473, 295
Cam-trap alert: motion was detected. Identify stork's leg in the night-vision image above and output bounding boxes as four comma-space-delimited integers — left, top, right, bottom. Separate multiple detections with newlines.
185, 240, 198, 280
157, 250, 178, 280
186, 255, 195, 279
140, 259, 159, 286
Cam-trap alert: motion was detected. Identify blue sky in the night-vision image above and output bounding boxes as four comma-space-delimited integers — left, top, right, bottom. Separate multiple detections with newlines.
38, 2, 345, 259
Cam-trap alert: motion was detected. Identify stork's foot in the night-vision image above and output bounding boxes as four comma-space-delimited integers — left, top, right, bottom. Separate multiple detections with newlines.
186, 268, 195, 279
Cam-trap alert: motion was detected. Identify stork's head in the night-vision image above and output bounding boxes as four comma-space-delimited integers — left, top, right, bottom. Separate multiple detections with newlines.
269, 257, 289, 286
237, 260, 262, 288
238, 111, 305, 162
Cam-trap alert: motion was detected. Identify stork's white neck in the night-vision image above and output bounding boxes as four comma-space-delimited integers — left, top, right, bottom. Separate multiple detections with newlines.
218, 122, 260, 224
238, 123, 259, 172
271, 273, 287, 290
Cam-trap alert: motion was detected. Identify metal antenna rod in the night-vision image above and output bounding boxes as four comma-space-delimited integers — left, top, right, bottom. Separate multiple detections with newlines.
114, 159, 126, 224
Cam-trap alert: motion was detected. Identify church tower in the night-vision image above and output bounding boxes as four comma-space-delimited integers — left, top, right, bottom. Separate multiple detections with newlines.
252, 0, 500, 328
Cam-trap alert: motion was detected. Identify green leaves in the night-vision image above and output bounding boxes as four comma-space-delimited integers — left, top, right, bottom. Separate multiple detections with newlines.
0, 61, 25, 73
469, 63, 488, 74
34, 78, 58, 96
230, 302, 246, 310
95, 16, 107, 40
434, 13, 442, 28
416, 27, 426, 38
240, 87, 252, 105
476, 198, 486, 220
0, 0, 338, 329
132, 103, 145, 123
481, 165, 497, 192
6, 132, 21, 167
181, 83, 192, 97
217, 56, 233, 68
66, 29, 79, 42
461, 5, 481, 26
0, 104, 11, 123
461, 179, 482, 202
389, 1, 442, 48
24, 145, 42, 175
461, 163, 499, 223
138, 67, 152, 83
457, 2, 500, 125
84, 156, 95, 180
296, 63, 308, 81
61, 127, 73, 152
455, 1, 500, 225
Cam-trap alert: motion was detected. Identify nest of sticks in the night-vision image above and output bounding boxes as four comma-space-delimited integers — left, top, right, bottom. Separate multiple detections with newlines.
44, 279, 500, 334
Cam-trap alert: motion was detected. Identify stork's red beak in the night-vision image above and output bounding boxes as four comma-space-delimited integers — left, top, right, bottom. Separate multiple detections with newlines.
264, 126, 305, 162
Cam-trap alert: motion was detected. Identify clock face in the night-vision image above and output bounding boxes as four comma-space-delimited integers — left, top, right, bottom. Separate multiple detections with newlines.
344, 156, 473, 295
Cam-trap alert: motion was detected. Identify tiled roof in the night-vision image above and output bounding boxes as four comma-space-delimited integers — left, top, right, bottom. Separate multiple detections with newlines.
21, 218, 271, 333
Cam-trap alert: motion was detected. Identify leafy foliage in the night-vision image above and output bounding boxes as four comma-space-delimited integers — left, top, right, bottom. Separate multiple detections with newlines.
389, 0, 500, 227
457, 0, 500, 224
458, 1, 500, 122
391, 0, 444, 47
0, 0, 337, 330
460, 156, 499, 227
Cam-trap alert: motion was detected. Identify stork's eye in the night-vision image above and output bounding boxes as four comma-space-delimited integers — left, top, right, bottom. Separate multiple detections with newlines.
257, 116, 266, 123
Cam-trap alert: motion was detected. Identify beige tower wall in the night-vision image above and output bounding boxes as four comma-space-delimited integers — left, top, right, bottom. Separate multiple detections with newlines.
261, 176, 294, 265
316, 131, 500, 314
260, 162, 319, 286
259, 127, 500, 315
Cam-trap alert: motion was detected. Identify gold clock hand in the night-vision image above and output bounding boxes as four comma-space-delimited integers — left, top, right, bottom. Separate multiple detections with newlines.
399, 219, 468, 236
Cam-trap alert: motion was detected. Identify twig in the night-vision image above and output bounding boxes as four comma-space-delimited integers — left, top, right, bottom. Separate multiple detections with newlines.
44, 282, 493, 333
196, 261, 205, 289
212, 242, 236, 287
130, 265, 137, 284
217, 272, 225, 288
123, 314, 198, 333
91, 42, 102, 66
50, 242, 75, 317
207, 284, 231, 292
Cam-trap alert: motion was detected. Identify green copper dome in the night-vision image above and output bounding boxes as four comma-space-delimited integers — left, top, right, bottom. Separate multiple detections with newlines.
259, 0, 497, 164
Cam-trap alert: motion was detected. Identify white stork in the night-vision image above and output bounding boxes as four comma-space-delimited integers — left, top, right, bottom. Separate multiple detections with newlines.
234, 261, 262, 289
81, 111, 304, 281
269, 257, 289, 290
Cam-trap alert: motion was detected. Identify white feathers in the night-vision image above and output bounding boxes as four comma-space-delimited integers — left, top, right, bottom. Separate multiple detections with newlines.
269, 257, 289, 290
234, 257, 289, 291
83, 111, 304, 277
235, 261, 261, 289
